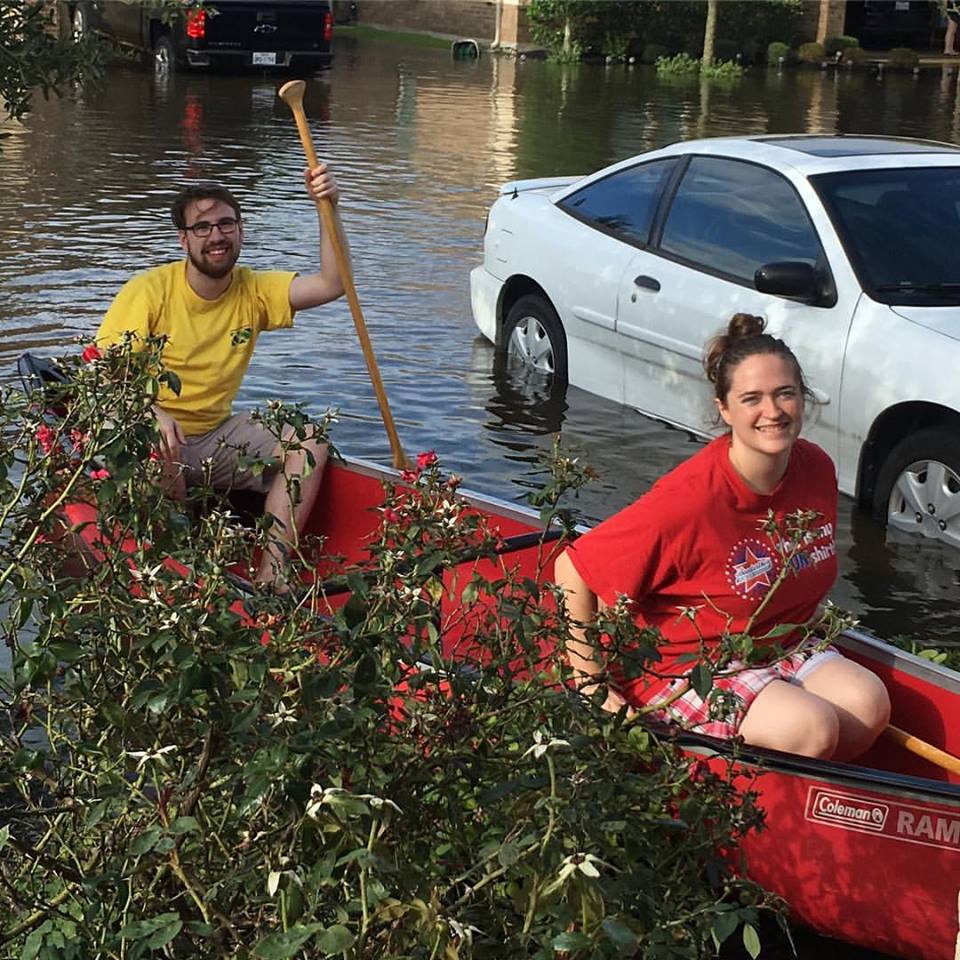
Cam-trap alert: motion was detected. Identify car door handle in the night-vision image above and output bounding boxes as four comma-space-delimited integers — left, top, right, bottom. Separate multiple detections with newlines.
633, 275, 661, 292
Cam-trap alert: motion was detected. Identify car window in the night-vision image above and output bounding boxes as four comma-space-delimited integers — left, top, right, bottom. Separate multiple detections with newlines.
557, 158, 677, 246
659, 157, 823, 283
812, 166, 960, 305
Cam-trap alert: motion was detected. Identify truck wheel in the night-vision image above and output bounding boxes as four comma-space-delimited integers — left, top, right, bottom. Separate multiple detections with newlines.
872, 427, 960, 549
153, 34, 177, 74
500, 294, 568, 383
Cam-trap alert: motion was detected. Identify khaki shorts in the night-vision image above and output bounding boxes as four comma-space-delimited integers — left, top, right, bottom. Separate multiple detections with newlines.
179, 413, 279, 493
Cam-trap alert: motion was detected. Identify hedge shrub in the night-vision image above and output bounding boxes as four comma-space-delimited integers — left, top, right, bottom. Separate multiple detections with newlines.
797, 41, 825, 63
767, 41, 791, 64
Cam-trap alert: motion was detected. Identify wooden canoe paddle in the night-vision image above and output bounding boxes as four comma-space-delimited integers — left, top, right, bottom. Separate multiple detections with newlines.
278, 79, 409, 471
884, 724, 960, 776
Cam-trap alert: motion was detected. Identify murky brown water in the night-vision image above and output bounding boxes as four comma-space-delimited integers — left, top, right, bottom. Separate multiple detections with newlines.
1, 35, 958, 650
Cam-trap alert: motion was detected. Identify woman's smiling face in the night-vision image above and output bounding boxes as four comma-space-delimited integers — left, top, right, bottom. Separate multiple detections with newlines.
717, 352, 804, 460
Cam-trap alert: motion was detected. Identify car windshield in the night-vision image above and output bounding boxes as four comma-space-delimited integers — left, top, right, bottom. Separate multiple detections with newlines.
812, 166, 960, 305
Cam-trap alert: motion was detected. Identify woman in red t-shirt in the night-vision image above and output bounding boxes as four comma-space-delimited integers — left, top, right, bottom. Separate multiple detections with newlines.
554, 314, 890, 760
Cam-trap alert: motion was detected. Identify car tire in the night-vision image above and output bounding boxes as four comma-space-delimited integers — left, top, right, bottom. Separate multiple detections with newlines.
872, 427, 960, 548
153, 33, 177, 74
501, 294, 568, 383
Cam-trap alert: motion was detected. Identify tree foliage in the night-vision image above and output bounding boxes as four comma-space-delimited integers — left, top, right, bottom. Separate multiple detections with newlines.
0, 1, 104, 121
526, 0, 806, 63
0, 342, 791, 957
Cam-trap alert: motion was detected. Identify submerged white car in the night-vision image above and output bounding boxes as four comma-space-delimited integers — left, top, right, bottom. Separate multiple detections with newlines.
471, 134, 960, 548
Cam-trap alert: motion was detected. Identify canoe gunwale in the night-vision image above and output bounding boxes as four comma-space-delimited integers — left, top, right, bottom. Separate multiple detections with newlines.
838, 627, 960, 694
672, 727, 960, 803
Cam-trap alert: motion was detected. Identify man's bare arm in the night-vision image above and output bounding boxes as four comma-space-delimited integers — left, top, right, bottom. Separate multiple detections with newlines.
289, 163, 348, 311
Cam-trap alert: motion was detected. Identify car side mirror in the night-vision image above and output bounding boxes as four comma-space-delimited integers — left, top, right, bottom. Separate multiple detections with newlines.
754, 261, 821, 303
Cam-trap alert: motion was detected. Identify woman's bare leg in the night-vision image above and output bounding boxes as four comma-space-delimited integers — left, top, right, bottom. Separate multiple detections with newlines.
738, 680, 840, 759
795, 658, 890, 762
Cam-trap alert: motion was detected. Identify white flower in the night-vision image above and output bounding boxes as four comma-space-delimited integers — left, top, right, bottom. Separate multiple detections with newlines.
306, 784, 402, 820
522, 729, 570, 760
265, 701, 298, 729
555, 852, 612, 883
125, 745, 178, 769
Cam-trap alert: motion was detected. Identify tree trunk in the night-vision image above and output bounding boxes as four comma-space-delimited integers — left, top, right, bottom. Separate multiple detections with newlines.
562, 15, 572, 57
702, 0, 717, 67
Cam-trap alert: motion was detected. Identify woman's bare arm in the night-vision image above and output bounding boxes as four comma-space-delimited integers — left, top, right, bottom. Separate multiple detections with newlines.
553, 549, 630, 714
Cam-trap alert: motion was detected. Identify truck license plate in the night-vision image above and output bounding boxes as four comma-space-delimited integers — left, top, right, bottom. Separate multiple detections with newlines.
252, 52, 277, 65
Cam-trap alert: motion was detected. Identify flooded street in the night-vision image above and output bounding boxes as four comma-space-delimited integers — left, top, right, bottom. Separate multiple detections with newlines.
1, 31, 959, 649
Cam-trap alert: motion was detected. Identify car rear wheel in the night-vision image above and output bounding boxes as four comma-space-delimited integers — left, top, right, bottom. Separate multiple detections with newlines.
501, 294, 568, 383
153, 34, 177, 74
872, 428, 960, 549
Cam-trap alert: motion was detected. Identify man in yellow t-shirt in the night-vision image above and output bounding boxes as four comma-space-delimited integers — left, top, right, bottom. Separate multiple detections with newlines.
97, 164, 346, 585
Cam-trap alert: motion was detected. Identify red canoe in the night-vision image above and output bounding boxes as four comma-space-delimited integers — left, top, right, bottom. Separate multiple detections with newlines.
60, 455, 960, 959
315, 458, 960, 960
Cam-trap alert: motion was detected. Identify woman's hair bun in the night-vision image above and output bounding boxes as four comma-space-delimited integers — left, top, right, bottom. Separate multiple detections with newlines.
728, 312, 766, 341
703, 314, 766, 386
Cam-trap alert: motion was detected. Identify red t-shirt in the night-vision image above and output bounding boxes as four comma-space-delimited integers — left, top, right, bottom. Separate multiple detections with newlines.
566, 435, 838, 704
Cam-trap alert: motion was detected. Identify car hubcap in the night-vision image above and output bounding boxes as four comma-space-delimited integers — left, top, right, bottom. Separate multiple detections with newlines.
506, 316, 554, 375
887, 458, 960, 548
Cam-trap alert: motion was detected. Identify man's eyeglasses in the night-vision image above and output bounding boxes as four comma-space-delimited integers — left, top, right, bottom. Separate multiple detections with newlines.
182, 217, 240, 238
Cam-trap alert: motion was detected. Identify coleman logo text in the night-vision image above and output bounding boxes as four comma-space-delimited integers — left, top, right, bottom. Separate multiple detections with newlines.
805, 786, 960, 852
808, 790, 888, 831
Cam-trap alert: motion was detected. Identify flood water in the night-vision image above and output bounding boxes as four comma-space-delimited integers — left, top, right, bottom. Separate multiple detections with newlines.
1, 37, 959, 648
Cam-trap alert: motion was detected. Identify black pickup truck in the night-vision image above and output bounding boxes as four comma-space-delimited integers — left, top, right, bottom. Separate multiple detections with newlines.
64, 1, 333, 74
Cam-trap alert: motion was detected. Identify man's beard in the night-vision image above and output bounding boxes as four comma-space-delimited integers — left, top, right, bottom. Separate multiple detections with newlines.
188, 244, 240, 280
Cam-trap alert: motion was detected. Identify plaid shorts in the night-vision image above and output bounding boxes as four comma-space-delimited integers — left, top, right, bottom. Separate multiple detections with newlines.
645, 646, 842, 739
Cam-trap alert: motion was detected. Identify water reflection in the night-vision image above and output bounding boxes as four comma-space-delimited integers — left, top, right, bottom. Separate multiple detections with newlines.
0, 35, 958, 645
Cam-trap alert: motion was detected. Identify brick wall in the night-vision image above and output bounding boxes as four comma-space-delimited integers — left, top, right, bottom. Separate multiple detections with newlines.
357, 0, 497, 40
356, 0, 533, 45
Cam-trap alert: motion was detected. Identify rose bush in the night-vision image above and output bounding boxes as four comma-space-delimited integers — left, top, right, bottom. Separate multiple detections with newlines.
0, 342, 794, 958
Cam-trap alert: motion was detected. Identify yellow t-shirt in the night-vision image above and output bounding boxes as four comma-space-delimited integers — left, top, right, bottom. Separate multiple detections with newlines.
96, 261, 296, 435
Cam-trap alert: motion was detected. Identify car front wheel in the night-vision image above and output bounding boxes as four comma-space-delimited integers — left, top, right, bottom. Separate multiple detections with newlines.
501, 294, 568, 382
873, 427, 960, 549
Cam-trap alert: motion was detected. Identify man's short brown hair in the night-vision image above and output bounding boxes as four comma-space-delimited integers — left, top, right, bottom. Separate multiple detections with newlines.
170, 184, 242, 230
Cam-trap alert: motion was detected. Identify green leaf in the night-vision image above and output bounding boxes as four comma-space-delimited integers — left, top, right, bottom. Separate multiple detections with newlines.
317, 924, 355, 953
129, 826, 162, 856
552, 931, 591, 951
167, 816, 200, 835
354, 652, 378, 693
119, 913, 181, 947
690, 663, 713, 700
711, 908, 739, 945
145, 915, 182, 950
252, 923, 325, 958
743, 922, 761, 959
497, 841, 520, 867
160, 370, 182, 396
601, 917, 638, 952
